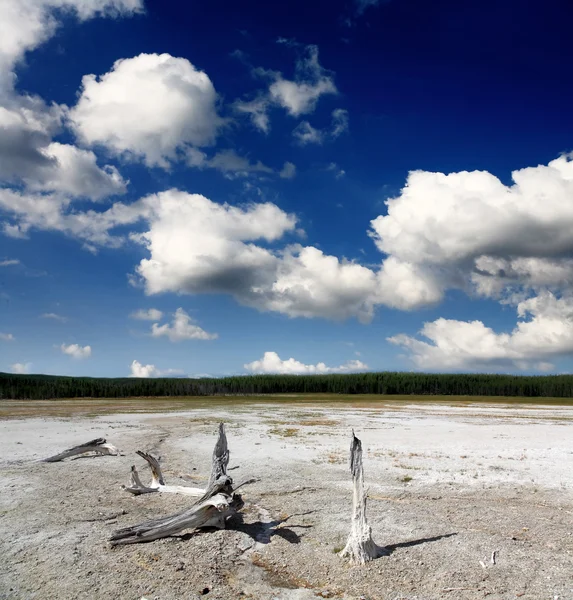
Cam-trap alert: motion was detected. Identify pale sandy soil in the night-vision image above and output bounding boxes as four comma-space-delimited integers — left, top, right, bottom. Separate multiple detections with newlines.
1, 400, 572, 600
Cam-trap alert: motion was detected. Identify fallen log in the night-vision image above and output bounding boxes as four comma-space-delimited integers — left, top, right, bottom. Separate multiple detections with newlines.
339, 431, 383, 564
43, 438, 119, 462
122, 423, 229, 496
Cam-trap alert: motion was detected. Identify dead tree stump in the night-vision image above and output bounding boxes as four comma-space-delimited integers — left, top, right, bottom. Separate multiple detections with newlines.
122, 423, 229, 496
339, 431, 383, 564
111, 423, 251, 544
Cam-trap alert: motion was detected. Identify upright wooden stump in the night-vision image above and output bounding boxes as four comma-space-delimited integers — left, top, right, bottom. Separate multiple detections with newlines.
340, 431, 382, 564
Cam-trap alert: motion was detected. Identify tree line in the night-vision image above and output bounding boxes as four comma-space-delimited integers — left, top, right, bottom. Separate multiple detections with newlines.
1, 371, 573, 400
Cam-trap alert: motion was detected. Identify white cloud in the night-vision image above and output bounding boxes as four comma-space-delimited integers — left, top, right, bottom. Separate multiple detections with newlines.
130, 190, 387, 322
60, 342, 91, 359
28, 142, 127, 199
326, 162, 345, 179
370, 153, 573, 308
40, 312, 67, 322
10, 362, 31, 374
129, 359, 185, 378
70, 53, 223, 168
236, 44, 337, 132
186, 148, 292, 180
0, 332, 15, 341
245, 351, 368, 374
0, 258, 19, 266
130, 308, 163, 321
279, 161, 296, 179
269, 45, 337, 117
150, 308, 218, 342
292, 121, 323, 146
0, 0, 143, 91
331, 108, 349, 138
389, 292, 573, 372
292, 109, 349, 146
234, 96, 270, 133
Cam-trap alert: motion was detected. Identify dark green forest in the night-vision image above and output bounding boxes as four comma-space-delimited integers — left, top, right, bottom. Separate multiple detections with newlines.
2, 371, 573, 400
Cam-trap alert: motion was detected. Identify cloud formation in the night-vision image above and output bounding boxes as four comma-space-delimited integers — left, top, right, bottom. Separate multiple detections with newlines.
60, 342, 92, 359
236, 44, 338, 133
70, 53, 223, 168
0, 332, 15, 341
129, 359, 185, 378
150, 308, 218, 342
370, 154, 573, 305
10, 362, 31, 374
130, 308, 163, 321
389, 292, 573, 372
245, 351, 368, 374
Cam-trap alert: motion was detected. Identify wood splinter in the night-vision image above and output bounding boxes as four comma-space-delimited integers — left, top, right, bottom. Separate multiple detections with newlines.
43, 438, 119, 462
111, 423, 252, 545
122, 423, 229, 497
339, 430, 384, 564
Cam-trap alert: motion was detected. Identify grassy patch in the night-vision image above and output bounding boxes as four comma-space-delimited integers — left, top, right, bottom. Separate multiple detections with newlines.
268, 427, 298, 438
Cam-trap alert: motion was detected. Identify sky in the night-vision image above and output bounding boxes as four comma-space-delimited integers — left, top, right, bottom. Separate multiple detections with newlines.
1, 0, 573, 378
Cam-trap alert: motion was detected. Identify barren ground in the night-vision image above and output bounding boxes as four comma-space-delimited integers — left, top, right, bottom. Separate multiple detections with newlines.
1, 398, 572, 600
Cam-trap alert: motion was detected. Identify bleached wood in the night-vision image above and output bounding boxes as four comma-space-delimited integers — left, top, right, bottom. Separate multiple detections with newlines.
122, 423, 229, 496
207, 422, 229, 488
111, 475, 246, 545
43, 438, 119, 462
111, 424, 249, 545
339, 431, 382, 564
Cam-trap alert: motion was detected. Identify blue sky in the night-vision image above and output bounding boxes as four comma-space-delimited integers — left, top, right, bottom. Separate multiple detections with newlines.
1, 0, 573, 377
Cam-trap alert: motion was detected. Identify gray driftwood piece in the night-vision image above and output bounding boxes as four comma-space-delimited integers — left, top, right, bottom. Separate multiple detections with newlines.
122, 423, 229, 496
43, 438, 119, 462
122, 451, 205, 496
111, 423, 249, 544
110, 475, 245, 545
339, 431, 383, 564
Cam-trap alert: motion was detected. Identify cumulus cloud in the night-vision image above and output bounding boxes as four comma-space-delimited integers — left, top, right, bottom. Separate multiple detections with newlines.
130, 191, 387, 322
370, 153, 573, 307
245, 351, 368, 374
60, 342, 91, 359
0, 0, 143, 90
0, 332, 15, 341
129, 359, 185, 378
10, 362, 31, 374
150, 308, 218, 342
389, 292, 573, 372
70, 53, 223, 168
130, 308, 163, 321
236, 44, 337, 132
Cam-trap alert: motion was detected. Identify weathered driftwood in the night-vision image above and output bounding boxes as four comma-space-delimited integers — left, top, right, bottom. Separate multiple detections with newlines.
111, 423, 249, 545
43, 438, 119, 462
110, 475, 244, 545
122, 423, 229, 496
122, 451, 205, 496
339, 431, 383, 564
